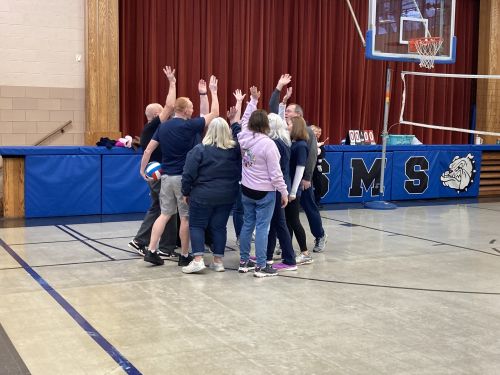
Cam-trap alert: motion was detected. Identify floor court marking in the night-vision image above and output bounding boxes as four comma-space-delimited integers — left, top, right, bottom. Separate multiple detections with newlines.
61, 225, 136, 255
277, 273, 500, 296
55, 225, 116, 260
320, 215, 500, 258
2, 239, 498, 297
0, 237, 142, 375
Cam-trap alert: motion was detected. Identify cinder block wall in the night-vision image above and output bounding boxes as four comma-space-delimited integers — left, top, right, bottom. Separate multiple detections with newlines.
0, 0, 85, 147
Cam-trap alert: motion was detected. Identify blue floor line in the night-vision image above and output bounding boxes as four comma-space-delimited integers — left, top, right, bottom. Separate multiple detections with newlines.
0, 238, 142, 375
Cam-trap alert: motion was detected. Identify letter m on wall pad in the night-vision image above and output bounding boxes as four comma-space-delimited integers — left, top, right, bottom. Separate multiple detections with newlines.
349, 158, 384, 197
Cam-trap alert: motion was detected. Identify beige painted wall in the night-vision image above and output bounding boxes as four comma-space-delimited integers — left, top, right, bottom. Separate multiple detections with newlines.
0, 0, 85, 147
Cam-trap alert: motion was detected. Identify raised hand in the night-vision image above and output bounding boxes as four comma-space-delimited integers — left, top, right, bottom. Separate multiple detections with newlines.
227, 106, 237, 122
163, 66, 176, 84
276, 74, 292, 91
249, 86, 261, 100
233, 89, 246, 102
209, 75, 218, 92
198, 79, 207, 94
282, 86, 293, 104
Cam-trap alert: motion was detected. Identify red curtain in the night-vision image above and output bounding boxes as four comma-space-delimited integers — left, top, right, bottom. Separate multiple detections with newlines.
119, 0, 479, 145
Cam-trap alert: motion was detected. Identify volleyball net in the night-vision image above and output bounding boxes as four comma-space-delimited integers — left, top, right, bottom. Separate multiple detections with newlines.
400, 71, 500, 140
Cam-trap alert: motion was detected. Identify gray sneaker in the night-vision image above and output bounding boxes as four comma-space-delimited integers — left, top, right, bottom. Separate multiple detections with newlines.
182, 259, 206, 274
209, 262, 225, 272
296, 253, 314, 265
254, 264, 278, 278
238, 259, 256, 273
313, 233, 328, 253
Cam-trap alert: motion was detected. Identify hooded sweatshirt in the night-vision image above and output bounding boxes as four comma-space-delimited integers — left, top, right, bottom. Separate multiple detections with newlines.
237, 97, 288, 198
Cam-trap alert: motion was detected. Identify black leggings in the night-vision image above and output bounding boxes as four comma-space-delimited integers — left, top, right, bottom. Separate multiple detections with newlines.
285, 198, 307, 252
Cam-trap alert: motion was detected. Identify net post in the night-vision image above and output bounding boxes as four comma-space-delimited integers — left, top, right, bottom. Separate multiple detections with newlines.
365, 67, 397, 210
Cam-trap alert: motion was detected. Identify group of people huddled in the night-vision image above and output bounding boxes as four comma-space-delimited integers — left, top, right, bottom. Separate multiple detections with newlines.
129, 67, 328, 278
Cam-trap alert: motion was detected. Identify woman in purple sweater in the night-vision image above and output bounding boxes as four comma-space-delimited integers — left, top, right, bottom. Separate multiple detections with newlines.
237, 86, 288, 277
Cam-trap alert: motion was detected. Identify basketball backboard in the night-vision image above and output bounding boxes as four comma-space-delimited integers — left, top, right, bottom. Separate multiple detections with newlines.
366, 0, 456, 64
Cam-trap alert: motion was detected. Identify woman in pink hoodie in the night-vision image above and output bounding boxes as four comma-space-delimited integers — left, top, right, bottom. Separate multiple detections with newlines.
237, 86, 289, 278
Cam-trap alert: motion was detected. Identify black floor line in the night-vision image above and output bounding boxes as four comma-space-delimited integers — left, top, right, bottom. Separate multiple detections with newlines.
61, 225, 136, 255
277, 273, 500, 295
55, 225, 115, 260
0, 266, 23, 271
321, 215, 500, 258
9, 235, 132, 247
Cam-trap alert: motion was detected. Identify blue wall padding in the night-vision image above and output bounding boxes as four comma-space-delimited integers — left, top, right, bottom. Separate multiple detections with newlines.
25, 155, 101, 217
101, 155, 150, 214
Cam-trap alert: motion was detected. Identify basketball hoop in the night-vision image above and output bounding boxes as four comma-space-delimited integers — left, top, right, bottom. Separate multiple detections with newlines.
408, 37, 444, 69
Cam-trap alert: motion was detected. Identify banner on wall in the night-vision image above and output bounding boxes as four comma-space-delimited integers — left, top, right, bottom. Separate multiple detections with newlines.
341, 152, 393, 203
437, 151, 481, 198
319, 152, 343, 203
392, 151, 481, 200
391, 151, 441, 200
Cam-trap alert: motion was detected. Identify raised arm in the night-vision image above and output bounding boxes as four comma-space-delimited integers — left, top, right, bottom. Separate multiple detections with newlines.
269, 74, 292, 114
231, 89, 246, 124
278, 87, 293, 120
198, 79, 209, 116
240, 86, 260, 129
159, 66, 176, 122
202, 75, 219, 127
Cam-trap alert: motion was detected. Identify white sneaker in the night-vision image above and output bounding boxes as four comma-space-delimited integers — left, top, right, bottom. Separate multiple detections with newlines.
182, 259, 206, 274
209, 262, 225, 272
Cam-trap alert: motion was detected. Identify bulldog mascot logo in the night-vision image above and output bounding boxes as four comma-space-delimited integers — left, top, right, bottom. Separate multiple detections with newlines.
440, 153, 476, 192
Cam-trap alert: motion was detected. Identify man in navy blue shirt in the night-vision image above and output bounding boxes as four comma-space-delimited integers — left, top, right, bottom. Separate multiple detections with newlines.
140, 75, 220, 266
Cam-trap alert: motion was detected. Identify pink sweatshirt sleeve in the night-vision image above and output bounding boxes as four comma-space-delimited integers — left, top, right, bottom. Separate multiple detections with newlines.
240, 97, 258, 130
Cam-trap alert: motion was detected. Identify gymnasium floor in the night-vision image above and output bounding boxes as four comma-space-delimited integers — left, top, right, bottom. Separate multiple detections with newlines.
1, 199, 499, 375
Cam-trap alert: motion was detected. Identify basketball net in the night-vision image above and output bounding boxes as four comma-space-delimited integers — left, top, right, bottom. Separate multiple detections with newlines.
408, 37, 444, 70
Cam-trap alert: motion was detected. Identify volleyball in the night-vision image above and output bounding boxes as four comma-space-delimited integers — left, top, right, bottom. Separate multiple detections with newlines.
145, 162, 162, 180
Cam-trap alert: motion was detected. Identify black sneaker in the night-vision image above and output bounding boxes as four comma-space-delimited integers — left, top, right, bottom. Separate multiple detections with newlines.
178, 254, 194, 266
254, 264, 278, 278
158, 249, 180, 258
238, 259, 256, 273
144, 249, 164, 265
128, 239, 146, 256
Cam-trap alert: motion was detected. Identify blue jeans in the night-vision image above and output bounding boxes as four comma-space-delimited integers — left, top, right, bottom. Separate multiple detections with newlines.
300, 187, 325, 239
240, 191, 276, 268
267, 191, 296, 265
232, 186, 243, 238
189, 200, 234, 257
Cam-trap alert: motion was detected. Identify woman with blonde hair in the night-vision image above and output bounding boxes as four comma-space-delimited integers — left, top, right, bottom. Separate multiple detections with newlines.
180, 117, 241, 273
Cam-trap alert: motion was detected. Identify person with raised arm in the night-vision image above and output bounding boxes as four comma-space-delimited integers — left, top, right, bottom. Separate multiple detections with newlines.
227, 90, 246, 247
140, 75, 220, 266
180, 116, 241, 274
237, 86, 288, 278
128, 66, 179, 258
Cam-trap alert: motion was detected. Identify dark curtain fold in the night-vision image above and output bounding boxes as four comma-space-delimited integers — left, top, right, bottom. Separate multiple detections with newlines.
119, 0, 479, 145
